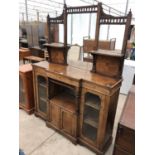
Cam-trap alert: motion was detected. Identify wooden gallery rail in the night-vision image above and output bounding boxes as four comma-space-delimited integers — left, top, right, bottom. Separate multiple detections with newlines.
32, 2, 132, 155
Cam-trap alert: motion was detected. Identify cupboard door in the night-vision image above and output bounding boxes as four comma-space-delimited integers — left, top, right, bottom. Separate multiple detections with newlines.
37, 76, 47, 115
80, 89, 102, 145
61, 110, 77, 137
50, 103, 60, 128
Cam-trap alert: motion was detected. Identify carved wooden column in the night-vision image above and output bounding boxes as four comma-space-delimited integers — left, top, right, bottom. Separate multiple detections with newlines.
47, 14, 51, 43
122, 11, 132, 55
94, 3, 102, 50
47, 78, 50, 122
64, 4, 67, 47
121, 11, 132, 75
75, 82, 82, 139
91, 54, 97, 73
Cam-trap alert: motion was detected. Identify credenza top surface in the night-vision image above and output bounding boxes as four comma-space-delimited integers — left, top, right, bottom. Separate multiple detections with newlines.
33, 60, 122, 89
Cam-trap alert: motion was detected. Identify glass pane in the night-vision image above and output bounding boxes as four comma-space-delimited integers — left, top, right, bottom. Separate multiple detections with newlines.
19, 77, 26, 104
37, 76, 47, 113
82, 123, 97, 141
85, 93, 101, 110
83, 106, 99, 128
38, 84, 46, 98
82, 92, 101, 141
39, 98, 47, 113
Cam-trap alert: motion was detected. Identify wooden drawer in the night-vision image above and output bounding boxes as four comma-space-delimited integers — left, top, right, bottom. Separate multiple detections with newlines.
82, 80, 109, 95
47, 72, 80, 87
115, 124, 135, 153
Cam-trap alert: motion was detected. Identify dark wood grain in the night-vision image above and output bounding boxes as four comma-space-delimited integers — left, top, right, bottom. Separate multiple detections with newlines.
44, 43, 70, 65
120, 85, 135, 129
113, 86, 135, 155
90, 50, 124, 78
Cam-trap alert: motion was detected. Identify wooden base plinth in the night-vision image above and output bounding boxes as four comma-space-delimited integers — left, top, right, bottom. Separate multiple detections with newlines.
19, 105, 34, 115
78, 136, 112, 155
34, 111, 47, 121
46, 121, 77, 145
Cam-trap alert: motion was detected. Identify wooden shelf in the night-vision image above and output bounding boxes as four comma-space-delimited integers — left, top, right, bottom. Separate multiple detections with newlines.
85, 100, 100, 111
84, 117, 98, 128
85, 93, 100, 110
50, 92, 76, 113
82, 123, 97, 141
85, 102, 99, 110
39, 83, 46, 88
40, 97, 47, 102
83, 106, 99, 128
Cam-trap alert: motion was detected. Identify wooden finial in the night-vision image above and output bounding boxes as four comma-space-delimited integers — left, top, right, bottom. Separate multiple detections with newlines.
129, 9, 132, 16
47, 14, 50, 19
98, 2, 102, 6
47, 14, 50, 23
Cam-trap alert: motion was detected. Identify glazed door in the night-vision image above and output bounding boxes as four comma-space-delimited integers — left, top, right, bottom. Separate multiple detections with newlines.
80, 88, 102, 146
61, 110, 77, 137
37, 75, 47, 116
50, 103, 61, 129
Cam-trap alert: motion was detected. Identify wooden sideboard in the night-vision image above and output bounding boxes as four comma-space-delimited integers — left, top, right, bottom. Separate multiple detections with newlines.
19, 64, 34, 114
30, 3, 132, 154
32, 60, 122, 154
113, 85, 135, 155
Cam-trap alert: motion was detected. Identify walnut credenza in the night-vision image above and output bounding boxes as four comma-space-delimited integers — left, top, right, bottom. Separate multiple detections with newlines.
19, 64, 34, 114
32, 61, 122, 155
